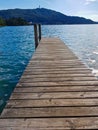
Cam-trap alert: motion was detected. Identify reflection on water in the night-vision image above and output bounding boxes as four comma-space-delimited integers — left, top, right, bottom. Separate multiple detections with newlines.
0, 24, 98, 113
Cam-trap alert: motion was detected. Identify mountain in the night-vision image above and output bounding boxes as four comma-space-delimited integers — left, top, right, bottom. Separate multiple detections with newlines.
0, 8, 96, 24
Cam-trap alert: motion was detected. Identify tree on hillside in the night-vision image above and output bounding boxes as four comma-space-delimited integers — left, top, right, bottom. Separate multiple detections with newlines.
6, 17, 28, 26
0, 17, 6, 26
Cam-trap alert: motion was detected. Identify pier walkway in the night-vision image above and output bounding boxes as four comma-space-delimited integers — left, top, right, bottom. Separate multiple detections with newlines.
1, 38, 98, 129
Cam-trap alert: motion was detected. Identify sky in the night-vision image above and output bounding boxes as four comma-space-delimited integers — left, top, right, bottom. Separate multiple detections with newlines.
0, 0, 98, 21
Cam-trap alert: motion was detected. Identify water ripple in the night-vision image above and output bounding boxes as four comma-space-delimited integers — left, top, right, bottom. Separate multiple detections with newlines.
0, 26, 35, 113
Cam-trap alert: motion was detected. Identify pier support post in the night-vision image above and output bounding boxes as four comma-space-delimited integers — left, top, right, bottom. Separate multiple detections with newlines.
39, 24, 41, 41
34, 24, 39, 49
34, 24, 41, 49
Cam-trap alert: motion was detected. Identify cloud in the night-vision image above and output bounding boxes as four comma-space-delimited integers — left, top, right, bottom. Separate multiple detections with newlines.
76, 10, 98, 21
85, 0, 97, 5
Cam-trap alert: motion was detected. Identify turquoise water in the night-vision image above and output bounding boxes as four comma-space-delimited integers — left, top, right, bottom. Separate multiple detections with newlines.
0, 25, 98, 113
0, 26, 35, 113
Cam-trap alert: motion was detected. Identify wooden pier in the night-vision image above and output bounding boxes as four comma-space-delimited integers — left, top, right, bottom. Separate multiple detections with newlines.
1, 37, 98, 129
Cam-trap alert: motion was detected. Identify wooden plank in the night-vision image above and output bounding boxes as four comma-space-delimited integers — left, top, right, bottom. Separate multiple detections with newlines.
13, 86, 98, 92
25, 67, 91, 71
10, 91, 98, 99
27, 65, 87, 68
28, 63, 85, 66
23, 70, 92, 75
24, 68, 92, 73
20, 73, 94, 78
1, 107, 98, 118
28, 61, 85, 65
0, 117, 98, 129
6, 98, 98, 108
19, 77, 97, 83
26, 65, 88, 69
17, 81, 98, 87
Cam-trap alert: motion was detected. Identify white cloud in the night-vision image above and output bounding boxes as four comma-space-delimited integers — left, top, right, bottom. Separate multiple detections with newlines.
76, 10, 98, 21
89, 14, 98, 21
85, 0, 97, 5
83, 14, 98, 21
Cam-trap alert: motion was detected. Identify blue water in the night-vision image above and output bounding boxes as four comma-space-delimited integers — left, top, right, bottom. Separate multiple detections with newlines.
0, 25, 98, 113
0, 26, 35, 112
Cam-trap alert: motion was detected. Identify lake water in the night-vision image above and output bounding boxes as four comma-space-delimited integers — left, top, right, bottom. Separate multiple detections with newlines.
0, 25, 98, 113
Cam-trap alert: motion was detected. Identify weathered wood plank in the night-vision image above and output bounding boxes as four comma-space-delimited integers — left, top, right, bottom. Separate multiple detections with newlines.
23, 69, 92, 75
19, 77, 97, 83
25, 67, 91, 71
26, 65, 88, 69
1, 107, 98, 118
6, 98, 98, 108
10, 91, 98, 99
13, 86, 98, 92
20, 73, 94, 78
0, 117, 98, 129
17, 81, 98, 87
24, 69, 92, 74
